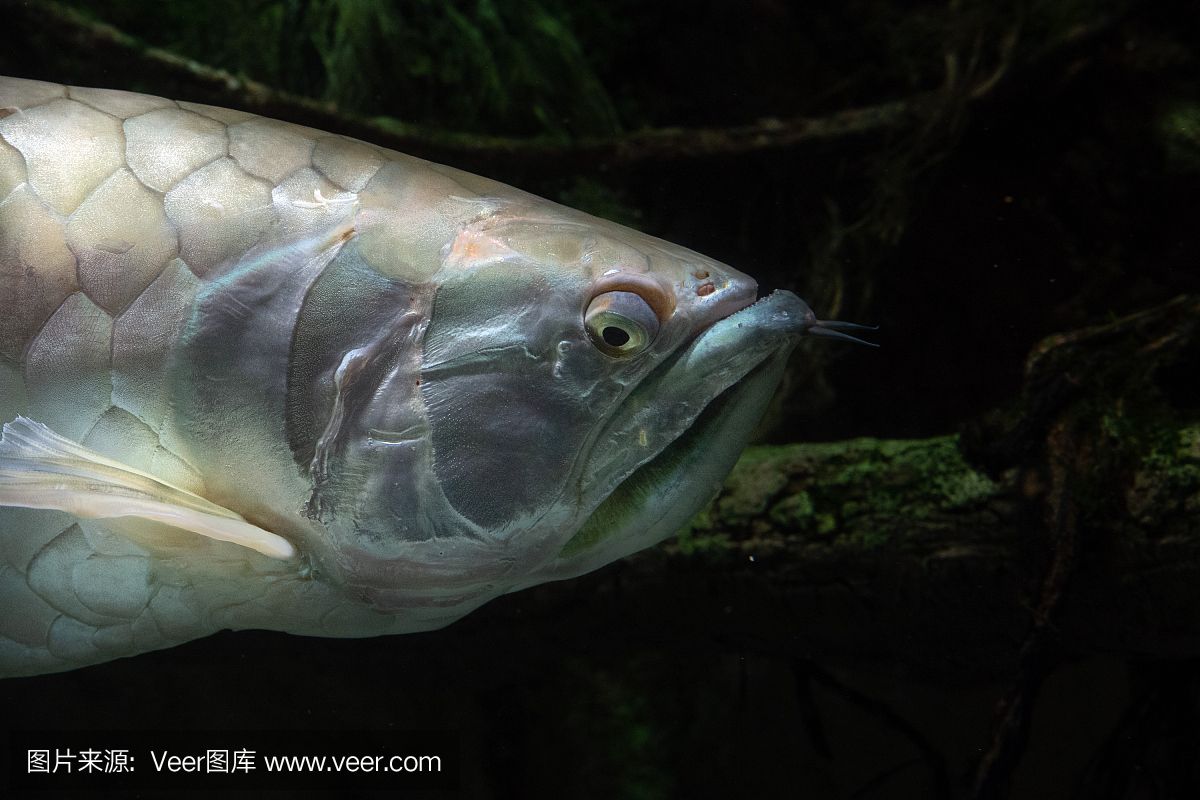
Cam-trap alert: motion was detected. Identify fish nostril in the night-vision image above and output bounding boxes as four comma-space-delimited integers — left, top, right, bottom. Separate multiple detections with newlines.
696, 283, 715, 297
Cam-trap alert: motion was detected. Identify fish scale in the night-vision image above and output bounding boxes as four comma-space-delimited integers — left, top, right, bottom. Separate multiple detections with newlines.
0, 77, 378, 440
0, 76, 856, 676
0, 77, 455, 674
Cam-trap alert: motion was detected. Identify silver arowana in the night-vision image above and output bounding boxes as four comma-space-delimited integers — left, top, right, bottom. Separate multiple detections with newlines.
0, 76, 870, 677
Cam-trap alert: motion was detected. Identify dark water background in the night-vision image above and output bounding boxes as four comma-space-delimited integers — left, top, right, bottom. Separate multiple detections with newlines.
2, 1, 1199, 797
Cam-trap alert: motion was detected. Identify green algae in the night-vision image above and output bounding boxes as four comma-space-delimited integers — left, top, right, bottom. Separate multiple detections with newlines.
685, 435, 1000, 551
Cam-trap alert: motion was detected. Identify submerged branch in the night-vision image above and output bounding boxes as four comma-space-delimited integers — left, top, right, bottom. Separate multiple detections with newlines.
9, 0, 1115, 171
6, 1, 915, 166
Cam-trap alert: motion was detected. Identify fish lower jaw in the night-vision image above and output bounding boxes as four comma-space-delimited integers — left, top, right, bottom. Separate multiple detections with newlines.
539, 349, 792, 582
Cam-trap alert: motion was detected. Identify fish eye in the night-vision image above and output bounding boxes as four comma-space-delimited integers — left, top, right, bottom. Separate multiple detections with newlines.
584, 290, 660, 356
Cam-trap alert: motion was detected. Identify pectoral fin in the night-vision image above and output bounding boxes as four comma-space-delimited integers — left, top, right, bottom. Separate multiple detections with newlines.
0, 417, 295, 559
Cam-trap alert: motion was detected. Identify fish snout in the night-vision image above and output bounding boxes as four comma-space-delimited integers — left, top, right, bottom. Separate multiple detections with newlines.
718, 289, 878, 346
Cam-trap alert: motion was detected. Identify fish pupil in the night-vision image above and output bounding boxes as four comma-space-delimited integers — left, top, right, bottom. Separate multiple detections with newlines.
602, 326, 630, 347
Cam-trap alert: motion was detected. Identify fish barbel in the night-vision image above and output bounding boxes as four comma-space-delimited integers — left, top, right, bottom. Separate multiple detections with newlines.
0, 76, 869, 676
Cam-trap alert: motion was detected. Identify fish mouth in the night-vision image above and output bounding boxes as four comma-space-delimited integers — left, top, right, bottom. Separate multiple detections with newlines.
539, 290, 815, 579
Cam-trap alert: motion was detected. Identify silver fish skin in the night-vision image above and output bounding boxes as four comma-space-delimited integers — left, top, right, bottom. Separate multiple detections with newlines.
0, 76, 830, 677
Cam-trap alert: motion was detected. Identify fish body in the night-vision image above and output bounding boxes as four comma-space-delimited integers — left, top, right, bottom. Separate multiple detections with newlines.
0, 76, 848, 676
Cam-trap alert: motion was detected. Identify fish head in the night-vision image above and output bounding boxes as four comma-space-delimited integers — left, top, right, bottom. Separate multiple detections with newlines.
305, 196, 848, 613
